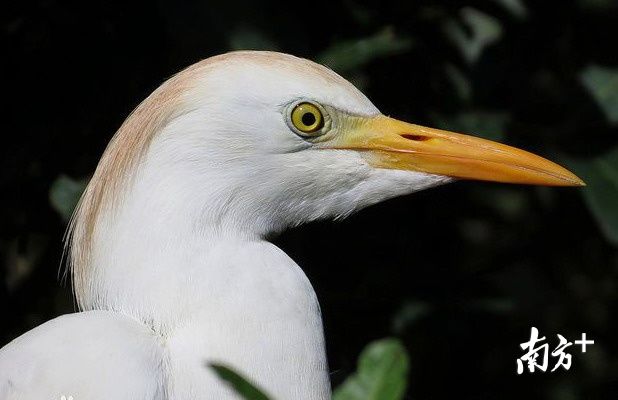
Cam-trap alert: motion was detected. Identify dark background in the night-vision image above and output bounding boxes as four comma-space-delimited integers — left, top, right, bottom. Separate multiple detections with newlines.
2, 0, 618, 399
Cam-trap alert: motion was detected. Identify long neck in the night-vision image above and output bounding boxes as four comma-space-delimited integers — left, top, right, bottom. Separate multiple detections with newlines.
80, 148, 330, 398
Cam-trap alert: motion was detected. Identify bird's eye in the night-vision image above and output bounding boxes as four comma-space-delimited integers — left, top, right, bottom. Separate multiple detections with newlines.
291, 102, 324, 135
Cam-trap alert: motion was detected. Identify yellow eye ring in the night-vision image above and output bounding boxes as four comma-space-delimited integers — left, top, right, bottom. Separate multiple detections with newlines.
291, 102, 324, 134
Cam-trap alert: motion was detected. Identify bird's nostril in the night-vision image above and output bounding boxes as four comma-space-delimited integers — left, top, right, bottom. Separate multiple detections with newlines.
401, 133, 430, 142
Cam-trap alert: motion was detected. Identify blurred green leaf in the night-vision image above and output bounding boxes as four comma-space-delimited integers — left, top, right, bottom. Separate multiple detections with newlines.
392, 301, 432, 334
431, 110, 509, 141
229, 26, 279, 51
445, 64, 473, 102
5, 235, 47, 292
580, 65, 618, 124
333, 338, 409, 400
444, 7, 503, 65
316, 28, 412, 74
49, 175, 86, 222
492, 0, 528, 18
567, 148, 618, 246
210, 363, 272, 400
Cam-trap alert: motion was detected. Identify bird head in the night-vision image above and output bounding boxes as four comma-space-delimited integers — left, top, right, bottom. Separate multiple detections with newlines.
142, 51, 581, 231
76, 50, 584, 239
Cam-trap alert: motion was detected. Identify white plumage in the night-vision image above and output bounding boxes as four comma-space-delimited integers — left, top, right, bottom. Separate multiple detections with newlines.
0, 51, 582, 399
0, 311, 165, 398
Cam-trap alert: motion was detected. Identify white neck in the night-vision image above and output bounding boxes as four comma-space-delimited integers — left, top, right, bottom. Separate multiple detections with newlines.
83, 137, 331, 398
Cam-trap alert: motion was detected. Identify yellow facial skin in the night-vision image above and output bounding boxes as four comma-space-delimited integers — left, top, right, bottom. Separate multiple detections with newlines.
318, 113, 584, 187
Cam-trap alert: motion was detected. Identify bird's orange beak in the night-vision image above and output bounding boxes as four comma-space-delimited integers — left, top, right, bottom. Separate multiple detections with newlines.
324, 115, 584, 186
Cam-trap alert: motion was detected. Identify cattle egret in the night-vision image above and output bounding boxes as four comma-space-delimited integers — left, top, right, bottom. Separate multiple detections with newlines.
0, 51, 583, 400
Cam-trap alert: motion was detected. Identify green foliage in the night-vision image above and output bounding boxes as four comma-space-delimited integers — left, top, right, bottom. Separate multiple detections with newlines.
444, 64, 473, 103
209, 363, 272, 400
491, 0, 527, 18
571, 64, 618, 245
580, 65, 618, 124
568, 149, 618, 246
316, 28, 412, 74
443, 7, 502, 65
333, 339, 409, 400
49, 175, 86, 222
392, 301, 433, 334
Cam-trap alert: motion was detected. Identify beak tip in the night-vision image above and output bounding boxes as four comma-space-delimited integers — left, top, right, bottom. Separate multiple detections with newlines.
562, 172, 586, 187
552, 176, 585, 187
560, 178, 586, 187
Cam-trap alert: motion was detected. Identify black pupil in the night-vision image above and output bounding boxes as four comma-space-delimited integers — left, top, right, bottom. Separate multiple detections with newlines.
301, 112, 316, 126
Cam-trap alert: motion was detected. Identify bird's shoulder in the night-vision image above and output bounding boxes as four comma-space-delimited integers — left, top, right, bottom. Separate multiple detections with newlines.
0, 310, 166, 400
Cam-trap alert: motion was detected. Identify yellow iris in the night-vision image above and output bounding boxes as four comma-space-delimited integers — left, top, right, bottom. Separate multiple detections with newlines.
291, 102, 323, 134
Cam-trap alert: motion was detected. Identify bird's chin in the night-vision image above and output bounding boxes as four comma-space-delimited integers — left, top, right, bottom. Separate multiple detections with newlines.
358, 166, 454, 208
